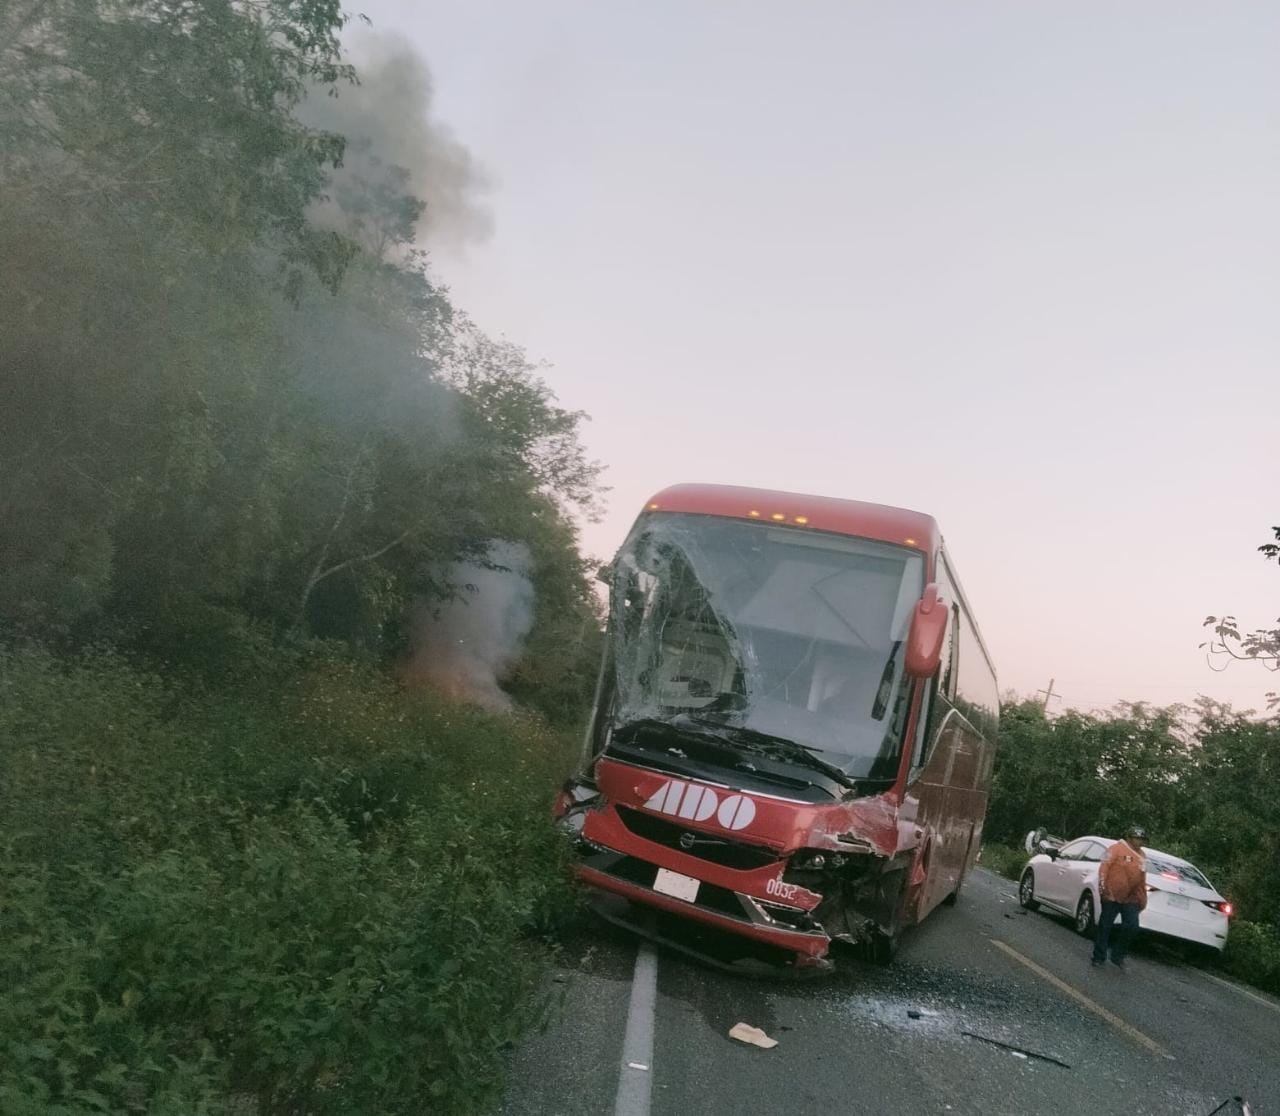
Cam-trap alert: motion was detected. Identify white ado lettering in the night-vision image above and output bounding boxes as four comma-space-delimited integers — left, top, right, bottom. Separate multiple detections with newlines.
642, 779, 757, 832
765, 877, 800, 901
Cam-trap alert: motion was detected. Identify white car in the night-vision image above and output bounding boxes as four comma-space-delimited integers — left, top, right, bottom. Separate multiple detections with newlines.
1018, 836, 1232, 953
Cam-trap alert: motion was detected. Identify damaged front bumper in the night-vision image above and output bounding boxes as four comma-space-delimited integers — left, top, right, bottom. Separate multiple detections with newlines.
566, 797, 900, 968
577, 846, 832, 960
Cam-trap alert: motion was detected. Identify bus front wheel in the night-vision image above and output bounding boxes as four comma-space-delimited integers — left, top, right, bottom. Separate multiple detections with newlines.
863, 927, 899, 965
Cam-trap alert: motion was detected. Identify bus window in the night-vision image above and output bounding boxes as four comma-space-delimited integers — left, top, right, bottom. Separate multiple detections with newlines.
955, 608, 999, 734
910, 684, 932, 773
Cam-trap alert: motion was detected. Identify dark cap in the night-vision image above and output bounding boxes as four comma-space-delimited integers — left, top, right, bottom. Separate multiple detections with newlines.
1126, 825, 1148, 841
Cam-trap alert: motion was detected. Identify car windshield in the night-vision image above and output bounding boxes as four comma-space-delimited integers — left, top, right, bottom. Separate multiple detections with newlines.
607, 512, 925, 779
1146, 855, 1212, 889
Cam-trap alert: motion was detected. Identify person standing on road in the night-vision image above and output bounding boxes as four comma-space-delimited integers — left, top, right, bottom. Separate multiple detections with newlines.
1092, 826, 1148, 969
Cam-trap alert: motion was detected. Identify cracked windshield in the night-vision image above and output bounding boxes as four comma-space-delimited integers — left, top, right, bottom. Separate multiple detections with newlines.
610, 513, 924, 779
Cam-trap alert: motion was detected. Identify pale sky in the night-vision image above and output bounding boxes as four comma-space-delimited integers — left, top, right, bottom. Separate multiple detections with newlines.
354, 1, 1278, 715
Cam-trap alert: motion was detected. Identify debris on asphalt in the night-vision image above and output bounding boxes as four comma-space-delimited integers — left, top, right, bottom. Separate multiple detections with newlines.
907, 1009, 922, 1019
1203, 1096, 1254, 1116
960, 1030, 1072, 1069
729, 1023, 778, 1049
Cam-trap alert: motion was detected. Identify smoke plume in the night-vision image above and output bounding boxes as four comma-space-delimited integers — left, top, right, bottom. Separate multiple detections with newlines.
300, 33, 492, 253
405, 541, 535, 711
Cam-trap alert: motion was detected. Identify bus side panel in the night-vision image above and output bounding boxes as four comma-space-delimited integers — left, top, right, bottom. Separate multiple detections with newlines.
903, 709, 993, 926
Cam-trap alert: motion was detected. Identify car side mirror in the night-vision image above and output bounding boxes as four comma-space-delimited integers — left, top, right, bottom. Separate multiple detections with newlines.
905, 583, 949, 677
1045, 847, 1060, 860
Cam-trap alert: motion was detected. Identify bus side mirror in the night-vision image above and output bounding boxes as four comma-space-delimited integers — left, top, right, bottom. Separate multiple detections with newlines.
596, 561, 614, 585
905, 583, 948, 677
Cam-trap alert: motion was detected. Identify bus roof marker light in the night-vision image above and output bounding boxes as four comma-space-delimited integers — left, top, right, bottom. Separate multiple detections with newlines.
747, 510, 761, 518
770, 513, 786, 521
904, 537, 917, 546
795, 516, 809, 525
648, 503, 660, 510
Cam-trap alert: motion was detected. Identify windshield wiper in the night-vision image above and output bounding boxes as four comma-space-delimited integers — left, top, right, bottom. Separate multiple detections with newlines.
678, 714, 857, 789
609, 717, 840, 791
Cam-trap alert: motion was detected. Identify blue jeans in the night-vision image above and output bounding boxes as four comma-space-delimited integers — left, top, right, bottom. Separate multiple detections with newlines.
1093, 900, 1140, 963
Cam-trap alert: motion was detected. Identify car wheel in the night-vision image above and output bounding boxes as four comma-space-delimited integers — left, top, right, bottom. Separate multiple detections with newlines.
1075, 891, 1095, 936
1018, 869, 1040, 911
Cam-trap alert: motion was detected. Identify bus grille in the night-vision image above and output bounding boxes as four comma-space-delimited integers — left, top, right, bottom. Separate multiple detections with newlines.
616, 806, 780, 871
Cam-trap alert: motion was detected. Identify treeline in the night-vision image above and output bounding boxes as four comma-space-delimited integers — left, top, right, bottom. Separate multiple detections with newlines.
1, 2, 598, 1112
986, 696, 1280, 990
0, 0, 604, 719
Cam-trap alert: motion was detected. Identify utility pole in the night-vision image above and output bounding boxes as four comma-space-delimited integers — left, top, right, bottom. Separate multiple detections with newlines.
1036, 678, 1061, 712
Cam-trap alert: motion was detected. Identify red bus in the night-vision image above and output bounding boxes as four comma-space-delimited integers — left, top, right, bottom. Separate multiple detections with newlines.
554, 483, 999, 970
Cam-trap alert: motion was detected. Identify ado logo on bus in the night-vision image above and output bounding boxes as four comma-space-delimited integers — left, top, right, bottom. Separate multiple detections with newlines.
642, 778, 757, 832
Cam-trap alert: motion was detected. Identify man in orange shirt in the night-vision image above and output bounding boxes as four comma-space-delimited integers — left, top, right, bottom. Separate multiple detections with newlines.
1091, 825, 1148, 969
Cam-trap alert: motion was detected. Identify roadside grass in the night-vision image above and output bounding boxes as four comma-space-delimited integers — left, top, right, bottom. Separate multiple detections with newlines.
0, 643, 582, 1115
978, 842, 1028, 882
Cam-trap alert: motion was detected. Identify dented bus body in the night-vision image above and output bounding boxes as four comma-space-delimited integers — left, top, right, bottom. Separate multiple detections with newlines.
554, 484, 999, 969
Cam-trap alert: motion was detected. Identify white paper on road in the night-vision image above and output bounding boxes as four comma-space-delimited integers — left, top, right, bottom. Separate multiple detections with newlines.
729, 1023, 778, 1049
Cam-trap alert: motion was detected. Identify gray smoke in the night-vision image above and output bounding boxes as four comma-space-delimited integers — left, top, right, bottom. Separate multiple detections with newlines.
300, 33, 492, 252
405, 541, 535, 711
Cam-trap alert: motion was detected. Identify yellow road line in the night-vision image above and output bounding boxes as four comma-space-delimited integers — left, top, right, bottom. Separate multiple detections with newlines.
989, 939, 1171, 1059
1200, 969, 1280, 1015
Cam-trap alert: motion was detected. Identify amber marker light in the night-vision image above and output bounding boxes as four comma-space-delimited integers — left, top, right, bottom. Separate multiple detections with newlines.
794, 516, 809, 525
747, 510, 761, 518
647, 503, 660, 510
904, 537, 917, 546
770, 513, 786, 521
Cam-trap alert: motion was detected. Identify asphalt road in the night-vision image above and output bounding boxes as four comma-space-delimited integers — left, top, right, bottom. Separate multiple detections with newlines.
500, 868, 1280, 1116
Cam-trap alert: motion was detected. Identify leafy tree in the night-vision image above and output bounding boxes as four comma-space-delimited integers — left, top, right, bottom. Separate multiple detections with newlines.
1181, 703, 1280, 925
0, 0, 359, 293
1203, 525, 1280, 710
0, 0, 607, 726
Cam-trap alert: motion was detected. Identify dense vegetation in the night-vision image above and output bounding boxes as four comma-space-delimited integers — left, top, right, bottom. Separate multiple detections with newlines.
0, 0, 604, 706
1, 1, 597, 1111
1, 646, 580, 1114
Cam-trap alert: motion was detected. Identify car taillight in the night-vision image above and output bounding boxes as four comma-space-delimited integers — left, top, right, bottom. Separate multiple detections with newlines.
1202, 899, 1233, 916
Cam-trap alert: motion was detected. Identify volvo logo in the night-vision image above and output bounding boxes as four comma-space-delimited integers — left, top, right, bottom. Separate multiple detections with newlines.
642, 778, 758, 832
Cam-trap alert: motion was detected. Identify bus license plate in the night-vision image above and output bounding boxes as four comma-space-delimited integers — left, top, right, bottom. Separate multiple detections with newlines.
1167, 894, 1189, 909
653, 868, 700, 902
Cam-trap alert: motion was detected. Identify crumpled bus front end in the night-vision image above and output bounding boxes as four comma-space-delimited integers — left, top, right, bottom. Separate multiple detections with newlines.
556, 758, 910, 970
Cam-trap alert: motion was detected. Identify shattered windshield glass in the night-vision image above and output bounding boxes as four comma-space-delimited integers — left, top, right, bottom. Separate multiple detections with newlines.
608, 512, 925, 779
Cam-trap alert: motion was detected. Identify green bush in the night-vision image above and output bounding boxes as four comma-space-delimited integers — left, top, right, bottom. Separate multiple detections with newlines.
978, 843, 1028, 882
0, 644, 579, 1114
1222, 920, 1280, 997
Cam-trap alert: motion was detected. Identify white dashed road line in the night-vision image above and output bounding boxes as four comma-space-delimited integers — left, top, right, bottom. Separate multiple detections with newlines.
990, 938, 1172, 1059
614, 942, 659, 1116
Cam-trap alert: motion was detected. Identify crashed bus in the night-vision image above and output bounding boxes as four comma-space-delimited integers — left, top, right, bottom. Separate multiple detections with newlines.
554, 483, 999, 970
